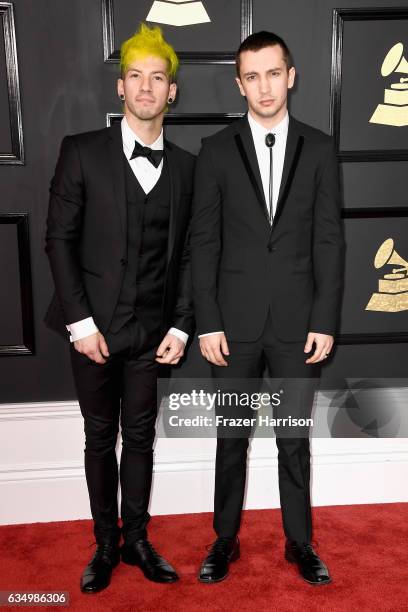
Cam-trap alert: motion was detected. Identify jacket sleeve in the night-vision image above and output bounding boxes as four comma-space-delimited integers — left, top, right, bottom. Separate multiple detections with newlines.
309, 138, 345, 336
190, 139, 223, 335
45, 136, 92, 325
170, 223, 194, 337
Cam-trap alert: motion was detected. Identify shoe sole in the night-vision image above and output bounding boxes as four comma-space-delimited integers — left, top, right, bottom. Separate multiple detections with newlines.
285, 551, 332, 586
198, 548, 240, 583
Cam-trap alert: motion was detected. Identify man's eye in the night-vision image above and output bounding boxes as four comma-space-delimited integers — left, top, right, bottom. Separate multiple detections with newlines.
154, 76, 164, 81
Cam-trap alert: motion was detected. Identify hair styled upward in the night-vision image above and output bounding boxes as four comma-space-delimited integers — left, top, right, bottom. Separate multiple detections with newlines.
120, 23, 179, 82
236, 31, 294, 77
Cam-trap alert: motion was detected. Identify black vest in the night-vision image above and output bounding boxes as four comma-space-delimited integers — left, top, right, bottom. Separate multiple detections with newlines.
108, 155, 170, 334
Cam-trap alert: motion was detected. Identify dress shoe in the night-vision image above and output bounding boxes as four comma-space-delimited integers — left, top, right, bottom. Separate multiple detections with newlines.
80, 543, 120, 593
121, 539, 178, 583
285, 540, 331, 585
199, 536, 240, 583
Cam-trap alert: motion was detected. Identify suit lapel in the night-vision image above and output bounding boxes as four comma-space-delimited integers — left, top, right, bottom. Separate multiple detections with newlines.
234, 115, 269, 222
163, 139, 179, 265
107, 122, 127, 238
271, 117, 304, 232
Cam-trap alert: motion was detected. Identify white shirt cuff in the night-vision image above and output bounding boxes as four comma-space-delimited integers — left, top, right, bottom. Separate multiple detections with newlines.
198, 331, 224, 338
168, 327, 188, 345
66, 317, 99, 343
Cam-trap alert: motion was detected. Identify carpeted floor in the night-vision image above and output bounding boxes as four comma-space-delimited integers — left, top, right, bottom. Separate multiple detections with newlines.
0, 504, 407, 611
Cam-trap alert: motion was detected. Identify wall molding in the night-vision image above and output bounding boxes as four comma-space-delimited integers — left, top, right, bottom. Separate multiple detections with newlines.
0, 213, 34, 356
1, 400, 407, 525
0, 2, 24, 164
102, 0, 253, 64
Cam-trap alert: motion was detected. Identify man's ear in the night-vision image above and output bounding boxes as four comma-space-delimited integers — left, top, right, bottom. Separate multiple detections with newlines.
117, 77, 124, 98
288, 67, 296, 90
169, 81, 177, 101
235, 76, 246, 97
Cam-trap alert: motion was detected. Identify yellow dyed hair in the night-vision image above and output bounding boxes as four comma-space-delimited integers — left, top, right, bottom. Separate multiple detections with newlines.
120, 23, 179, 82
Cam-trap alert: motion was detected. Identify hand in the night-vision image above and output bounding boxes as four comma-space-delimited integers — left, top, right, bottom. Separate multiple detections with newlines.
304, 332, 334, 364
156, 333, 185, 365
199, 333, 229, 366
74, 331, 110, 364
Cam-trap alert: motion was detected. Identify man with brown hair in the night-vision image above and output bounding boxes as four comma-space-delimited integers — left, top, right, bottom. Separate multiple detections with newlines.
191, 31, 344, 585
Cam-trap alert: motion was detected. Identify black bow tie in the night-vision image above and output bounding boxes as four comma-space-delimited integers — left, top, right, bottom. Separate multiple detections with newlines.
130, 140, 164, 168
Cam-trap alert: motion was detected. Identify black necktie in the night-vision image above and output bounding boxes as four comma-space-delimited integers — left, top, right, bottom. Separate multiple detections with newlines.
130, 140, 164, 168
265, 133, 276, 224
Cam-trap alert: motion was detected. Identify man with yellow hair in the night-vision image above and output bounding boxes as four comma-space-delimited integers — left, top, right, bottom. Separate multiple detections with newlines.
45, 24, 194, 592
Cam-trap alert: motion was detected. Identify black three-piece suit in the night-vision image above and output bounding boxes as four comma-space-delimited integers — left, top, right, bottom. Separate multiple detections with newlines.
45, 121, 195, 545
191, 114, 345, 542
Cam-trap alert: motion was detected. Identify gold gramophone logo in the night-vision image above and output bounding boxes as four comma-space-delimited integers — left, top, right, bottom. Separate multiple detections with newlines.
147, 0, 210, 27
370, 42, 408, 127
366, 238, 408, 312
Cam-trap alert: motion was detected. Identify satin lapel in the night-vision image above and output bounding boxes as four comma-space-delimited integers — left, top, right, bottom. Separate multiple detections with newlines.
163, 139, 179, 266
271, 118, 304, 233
234, 116, 269, 222
107, 122, 127, 238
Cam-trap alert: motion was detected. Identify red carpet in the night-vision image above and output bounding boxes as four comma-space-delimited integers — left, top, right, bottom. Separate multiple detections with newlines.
0, 504, 407, 611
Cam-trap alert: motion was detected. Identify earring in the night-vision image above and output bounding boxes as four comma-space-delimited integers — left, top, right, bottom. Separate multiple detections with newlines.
167, 97, 174, 104
119, 94, 125, 101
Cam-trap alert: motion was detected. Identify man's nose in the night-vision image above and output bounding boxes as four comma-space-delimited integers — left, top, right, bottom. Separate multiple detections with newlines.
259, 77, 270, 94
140, 76, 152, 91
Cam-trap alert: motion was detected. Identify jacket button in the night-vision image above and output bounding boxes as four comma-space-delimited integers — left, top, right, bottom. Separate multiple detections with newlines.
120, 258, 127, 265
267, 244, 276, 252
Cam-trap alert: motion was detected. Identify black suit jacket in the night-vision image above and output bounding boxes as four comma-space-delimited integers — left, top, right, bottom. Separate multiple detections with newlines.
45, 121, 195, 340
190, 114, 345, 342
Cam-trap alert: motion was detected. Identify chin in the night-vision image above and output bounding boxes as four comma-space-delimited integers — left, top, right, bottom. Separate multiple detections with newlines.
134, 108, 160, 121
256, 106, 279, 118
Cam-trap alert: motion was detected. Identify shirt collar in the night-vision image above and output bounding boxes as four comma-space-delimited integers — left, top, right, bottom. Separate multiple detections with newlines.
247, 110, 289, 142
121, 116, 164, 157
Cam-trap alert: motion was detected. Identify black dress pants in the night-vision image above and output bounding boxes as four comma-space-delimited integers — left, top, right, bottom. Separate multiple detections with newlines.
70, 317, 161, 546
212, 309, 321, 544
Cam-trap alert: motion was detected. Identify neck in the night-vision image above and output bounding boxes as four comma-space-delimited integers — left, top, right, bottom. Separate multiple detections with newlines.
248, 105, 287, 130
124, 111, 163, 145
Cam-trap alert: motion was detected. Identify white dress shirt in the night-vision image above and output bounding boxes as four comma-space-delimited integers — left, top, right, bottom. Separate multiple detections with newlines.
66, 116, 188, 345
199, 111, 289, 339
247, 109, 289, 219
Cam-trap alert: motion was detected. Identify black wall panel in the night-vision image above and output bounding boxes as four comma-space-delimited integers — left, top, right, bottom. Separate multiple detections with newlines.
0, 0, 407, 403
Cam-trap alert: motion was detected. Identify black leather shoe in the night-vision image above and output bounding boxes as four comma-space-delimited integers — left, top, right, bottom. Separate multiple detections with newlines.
121, 539, 179, 583
199, 536, 240, 583
285, 541, 331, 585
80, 543, 120, 593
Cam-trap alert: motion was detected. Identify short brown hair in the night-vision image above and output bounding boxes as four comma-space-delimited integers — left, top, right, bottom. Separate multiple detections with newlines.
236, 31, 293, 77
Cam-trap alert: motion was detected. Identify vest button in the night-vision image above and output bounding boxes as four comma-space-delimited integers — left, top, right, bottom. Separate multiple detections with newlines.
120, 258, 127, 265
